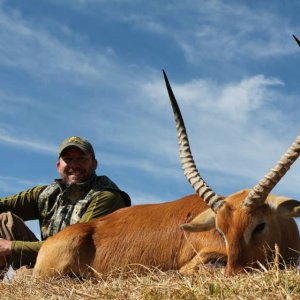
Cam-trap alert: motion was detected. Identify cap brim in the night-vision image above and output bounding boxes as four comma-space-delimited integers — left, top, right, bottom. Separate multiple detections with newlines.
59, 143, 89, 156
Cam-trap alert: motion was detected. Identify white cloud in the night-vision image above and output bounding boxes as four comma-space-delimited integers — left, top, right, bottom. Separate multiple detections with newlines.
134, 72, 299, 195
0, 0, 299, 206
140, 73, 284, 123
99, 151, 182, 181
0, 131, 57, 154
0, 175, 44, 195
110, 1, 298, 62
217, 75, 284, 122
0, 4, 114, 83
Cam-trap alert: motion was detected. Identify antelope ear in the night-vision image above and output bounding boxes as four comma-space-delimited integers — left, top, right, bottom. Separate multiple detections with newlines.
266, 194, 300, 217
180, 208, 216, 232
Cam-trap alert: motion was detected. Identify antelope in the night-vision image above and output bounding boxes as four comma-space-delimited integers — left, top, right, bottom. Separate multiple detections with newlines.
33, 71, 300, 278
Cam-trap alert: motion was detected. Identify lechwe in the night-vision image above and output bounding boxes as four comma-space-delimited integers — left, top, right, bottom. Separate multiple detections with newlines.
33, 71, 300, 278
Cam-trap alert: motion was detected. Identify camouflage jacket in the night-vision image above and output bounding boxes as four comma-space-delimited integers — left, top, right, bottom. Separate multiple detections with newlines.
38, 175, 130, 240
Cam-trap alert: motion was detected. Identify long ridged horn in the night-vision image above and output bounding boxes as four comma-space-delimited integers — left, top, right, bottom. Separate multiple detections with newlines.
163, 70, 224, 212
293, 35, 300, 47
243, 134, 300, 207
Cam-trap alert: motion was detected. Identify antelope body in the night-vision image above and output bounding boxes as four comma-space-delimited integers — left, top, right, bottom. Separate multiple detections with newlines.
33, 71, 300, 278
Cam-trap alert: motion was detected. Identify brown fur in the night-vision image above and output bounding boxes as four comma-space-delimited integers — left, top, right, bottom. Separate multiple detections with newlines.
216, 190, 300, 275
33, 190, 300, 278
33, 194, 225, 278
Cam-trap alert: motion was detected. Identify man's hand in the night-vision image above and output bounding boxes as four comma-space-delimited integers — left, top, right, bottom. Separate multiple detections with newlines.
0, 238, 12, 268
0, 238, 12, 256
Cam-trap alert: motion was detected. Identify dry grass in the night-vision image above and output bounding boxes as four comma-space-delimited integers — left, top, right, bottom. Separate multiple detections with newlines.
0, 263, 299, 300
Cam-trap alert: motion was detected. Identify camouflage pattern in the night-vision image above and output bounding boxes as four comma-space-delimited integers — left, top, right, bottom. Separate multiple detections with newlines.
38, 175, 121, 240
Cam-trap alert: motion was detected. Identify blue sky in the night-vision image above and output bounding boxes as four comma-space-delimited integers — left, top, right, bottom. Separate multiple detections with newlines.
1, 0, 300, 237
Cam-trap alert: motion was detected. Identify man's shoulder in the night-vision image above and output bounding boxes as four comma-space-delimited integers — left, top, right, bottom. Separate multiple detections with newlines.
24, 185, 49, 197
93, 176, 131, 207
93, 176, 119, 190
37, 181, 61, 199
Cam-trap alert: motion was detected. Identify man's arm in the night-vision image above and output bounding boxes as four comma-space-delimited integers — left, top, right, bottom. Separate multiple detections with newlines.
0, 186, 47, 268
0, 186, 47, 221
0, 239, 42, 268
10, 240, 43, 268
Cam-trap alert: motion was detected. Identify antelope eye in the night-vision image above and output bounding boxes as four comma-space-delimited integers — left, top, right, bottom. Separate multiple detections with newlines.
253, 223, 266, 235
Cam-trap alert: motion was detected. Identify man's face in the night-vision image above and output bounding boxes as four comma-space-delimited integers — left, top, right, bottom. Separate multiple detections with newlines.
56, 146, 97, 185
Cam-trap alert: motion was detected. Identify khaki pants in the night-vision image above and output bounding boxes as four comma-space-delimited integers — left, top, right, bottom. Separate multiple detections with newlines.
0, 212, 38, 268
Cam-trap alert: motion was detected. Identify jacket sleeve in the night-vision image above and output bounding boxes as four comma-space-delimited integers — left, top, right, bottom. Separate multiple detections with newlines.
0, 186, 47, 221
80, 190, 127, 222
10, 240, 43, 268
0, 187, 46, 267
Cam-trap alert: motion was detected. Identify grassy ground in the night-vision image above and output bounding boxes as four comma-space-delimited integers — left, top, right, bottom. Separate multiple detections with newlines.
0, 264, 299, 300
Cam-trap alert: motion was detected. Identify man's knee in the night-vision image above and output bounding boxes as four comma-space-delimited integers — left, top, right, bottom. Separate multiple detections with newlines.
0, 212, 36, 241
0, 212, 20, 240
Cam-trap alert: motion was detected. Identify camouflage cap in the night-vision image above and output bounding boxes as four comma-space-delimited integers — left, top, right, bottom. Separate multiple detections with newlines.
58, 136, 95, 158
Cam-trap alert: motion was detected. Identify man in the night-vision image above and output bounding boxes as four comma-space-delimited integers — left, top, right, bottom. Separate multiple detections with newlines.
0, 136, 131, 271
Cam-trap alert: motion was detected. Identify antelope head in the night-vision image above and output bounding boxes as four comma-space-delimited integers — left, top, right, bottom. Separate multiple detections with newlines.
163, 70, 300, 275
